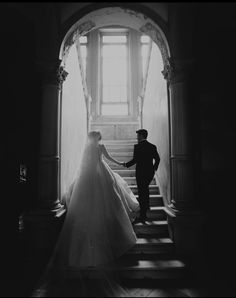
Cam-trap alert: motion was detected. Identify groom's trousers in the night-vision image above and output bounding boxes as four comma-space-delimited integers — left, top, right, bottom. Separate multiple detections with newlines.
136, 171, 154, 219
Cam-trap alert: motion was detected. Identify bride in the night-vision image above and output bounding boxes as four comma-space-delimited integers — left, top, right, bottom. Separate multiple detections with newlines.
33, 131, 140, 297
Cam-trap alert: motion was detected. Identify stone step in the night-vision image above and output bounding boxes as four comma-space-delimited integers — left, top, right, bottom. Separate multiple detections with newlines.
110, 163, 136, 170
103, 143, 136, 149
114, 258, 186, 280
130, 185, 160, 195
115, 253, 186, 279
104, 142, 135, 147
67, 256, 186, 280
147, 206, 167, 220
124, 177, 156, 185
102, 140, 137, 144
105, 156, 133, 162
106, 147, 134, 153
148, 195, 164, 206
128, 238, 174, 255
133, 220, 169, 236
114, 169, 136, 177
108, 152, 133, 157
134, 194, 164, 207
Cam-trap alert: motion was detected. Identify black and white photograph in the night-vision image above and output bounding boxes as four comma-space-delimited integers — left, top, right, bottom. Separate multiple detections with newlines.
1, 1, 236, 297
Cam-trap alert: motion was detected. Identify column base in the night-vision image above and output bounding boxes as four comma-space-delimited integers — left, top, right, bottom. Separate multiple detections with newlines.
22, 205, 66, 269
27, 202, 66, 218
165, 202, 206, 255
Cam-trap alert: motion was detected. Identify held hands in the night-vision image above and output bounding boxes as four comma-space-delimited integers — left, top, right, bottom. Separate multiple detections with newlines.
120, 162, 126, 167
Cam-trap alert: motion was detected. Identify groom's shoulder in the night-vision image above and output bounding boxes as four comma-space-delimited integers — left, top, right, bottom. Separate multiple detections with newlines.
146, 141, 156, 149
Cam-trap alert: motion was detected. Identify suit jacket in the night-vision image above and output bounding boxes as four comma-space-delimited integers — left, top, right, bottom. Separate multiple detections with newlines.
125, 140, 160, 177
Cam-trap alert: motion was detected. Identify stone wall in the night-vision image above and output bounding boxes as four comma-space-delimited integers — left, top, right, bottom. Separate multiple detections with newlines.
194, 3, 236, 281
142, 42, 170, 205
61, 44, 87, 199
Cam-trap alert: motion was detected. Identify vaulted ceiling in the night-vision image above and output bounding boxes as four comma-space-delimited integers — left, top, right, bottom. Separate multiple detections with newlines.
57, 2, 168, 24
4, 2, 168, 27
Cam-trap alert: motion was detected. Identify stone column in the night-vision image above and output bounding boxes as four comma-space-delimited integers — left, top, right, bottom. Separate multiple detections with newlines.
162, 57, 196, 213
162, 58, 205, 255
36, 59, 68, 214
23, 59, 68, 267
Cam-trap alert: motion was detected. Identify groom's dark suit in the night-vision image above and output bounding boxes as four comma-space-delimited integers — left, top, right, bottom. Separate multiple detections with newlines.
125, 140, 160, 220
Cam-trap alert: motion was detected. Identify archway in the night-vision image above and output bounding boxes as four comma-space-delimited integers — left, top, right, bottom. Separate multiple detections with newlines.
60, 6, 170, 71
59, 7, 172, 207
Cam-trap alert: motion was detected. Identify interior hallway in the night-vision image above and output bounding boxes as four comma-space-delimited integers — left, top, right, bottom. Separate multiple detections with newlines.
1, 2, 236, 297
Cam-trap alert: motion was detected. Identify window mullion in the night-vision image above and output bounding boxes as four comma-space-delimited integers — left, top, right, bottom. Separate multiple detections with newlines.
100, 29, 129, 116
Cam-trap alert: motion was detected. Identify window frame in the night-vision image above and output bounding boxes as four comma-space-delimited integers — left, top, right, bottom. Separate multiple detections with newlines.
98, 28, 131, 117
79, 35, 88, 82
140, 34, 152, 83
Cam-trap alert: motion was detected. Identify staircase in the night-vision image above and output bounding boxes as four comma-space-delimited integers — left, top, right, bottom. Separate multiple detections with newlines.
63, 139, 188, 282
100, 139, 187, 280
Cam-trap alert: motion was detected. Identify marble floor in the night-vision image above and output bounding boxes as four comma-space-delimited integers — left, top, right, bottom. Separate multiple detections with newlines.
25, 277, 236, 297
1, 274, 236, 297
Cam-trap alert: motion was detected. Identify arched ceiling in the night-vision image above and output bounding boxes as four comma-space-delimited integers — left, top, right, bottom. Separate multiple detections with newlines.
58, 2, 168, 25
59, 6, 170, 67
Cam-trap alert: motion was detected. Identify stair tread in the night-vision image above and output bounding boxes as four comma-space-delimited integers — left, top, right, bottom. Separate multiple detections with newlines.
136, 238, 173, 245
134, 220, 168, 226
124, 177, 155, 180
136, 193, 162, 198
130, 185, 158, 188
108, 152, 133, 156
105, 143, 135, 145
114, 169, 135, 172
103, 139, 137, 142
72, 259, 185, 271
113, 259, 186, 270
124, 177, 156, 185
135, 194, 162, 198
150, 206, 165, 211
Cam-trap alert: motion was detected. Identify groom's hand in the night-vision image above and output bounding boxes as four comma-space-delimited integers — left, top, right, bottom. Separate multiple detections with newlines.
122, 162, 126, 167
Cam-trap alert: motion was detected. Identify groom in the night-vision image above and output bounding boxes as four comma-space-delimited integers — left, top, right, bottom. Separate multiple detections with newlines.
123, 129, 160, 223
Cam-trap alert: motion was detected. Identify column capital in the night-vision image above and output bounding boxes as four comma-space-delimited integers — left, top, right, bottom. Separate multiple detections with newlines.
162, 57, 195, 85
36, 59, 68, 88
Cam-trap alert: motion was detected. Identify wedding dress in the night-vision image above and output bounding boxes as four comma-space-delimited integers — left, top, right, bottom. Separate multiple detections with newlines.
33, 133, 140, 297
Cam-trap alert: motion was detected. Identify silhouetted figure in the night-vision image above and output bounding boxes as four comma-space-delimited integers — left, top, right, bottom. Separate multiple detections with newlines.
124, 129, 160, 223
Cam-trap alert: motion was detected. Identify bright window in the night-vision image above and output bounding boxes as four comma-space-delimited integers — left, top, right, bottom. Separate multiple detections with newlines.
100, 29, 129, 116
79, 35, 87, 79
141, 34, 151, 79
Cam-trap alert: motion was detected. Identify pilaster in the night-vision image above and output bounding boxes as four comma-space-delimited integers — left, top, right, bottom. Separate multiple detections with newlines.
23, 59, 68, 265
162, 57, 205, 255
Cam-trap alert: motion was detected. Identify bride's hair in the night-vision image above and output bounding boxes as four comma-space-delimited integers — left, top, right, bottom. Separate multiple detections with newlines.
87, 130, 102, 142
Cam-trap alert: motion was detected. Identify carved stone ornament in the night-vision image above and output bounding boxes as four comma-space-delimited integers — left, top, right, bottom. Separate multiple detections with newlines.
161, 58, 174, 85
58, 66, 68, 88
62, 20, 96, 64
161, 57, 195, 85
36, 59, 68, 87
139, 22, 169, 68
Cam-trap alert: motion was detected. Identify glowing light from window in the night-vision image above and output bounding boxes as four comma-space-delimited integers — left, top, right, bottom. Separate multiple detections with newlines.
101, 32, 129, 115
102, 35, 127, 43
